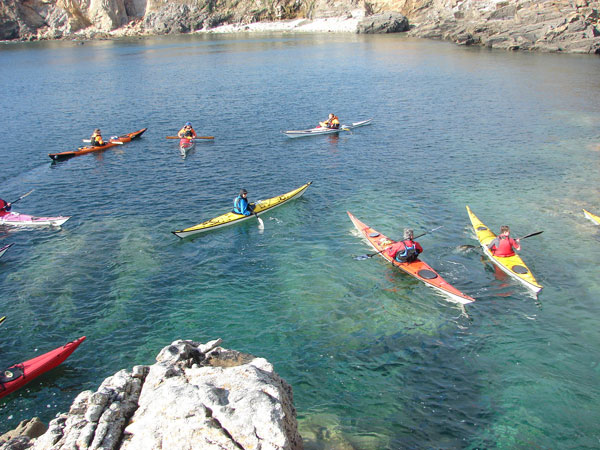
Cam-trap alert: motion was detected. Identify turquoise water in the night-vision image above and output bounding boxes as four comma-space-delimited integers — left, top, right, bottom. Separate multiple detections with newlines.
0, 33, 599, 448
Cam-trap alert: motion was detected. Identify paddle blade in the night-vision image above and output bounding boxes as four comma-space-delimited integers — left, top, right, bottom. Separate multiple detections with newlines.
519, 231, 543, 240
353, 255, 371, 261
257, 216, 265, 230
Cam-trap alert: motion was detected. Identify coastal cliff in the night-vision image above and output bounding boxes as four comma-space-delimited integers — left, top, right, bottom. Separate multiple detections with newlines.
0, 339, 302, 450
0, 0, 598, 53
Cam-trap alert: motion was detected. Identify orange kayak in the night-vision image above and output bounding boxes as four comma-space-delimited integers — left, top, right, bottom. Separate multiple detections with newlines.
348, 212, 475, 305
49, 128, 147, 161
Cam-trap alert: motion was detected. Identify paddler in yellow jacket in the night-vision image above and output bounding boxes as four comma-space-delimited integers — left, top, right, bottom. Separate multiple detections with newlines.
319, 113, 340, 129
90, 129, 105, 147
178, 122, 197, 139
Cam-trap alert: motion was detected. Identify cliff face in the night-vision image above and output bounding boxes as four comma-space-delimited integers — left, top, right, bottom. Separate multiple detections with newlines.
0, 339, 302, 450
0, 0, 599, 54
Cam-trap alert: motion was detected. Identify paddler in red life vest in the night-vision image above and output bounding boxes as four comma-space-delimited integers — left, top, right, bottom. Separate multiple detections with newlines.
0, 199, 12, 214
386, 228, 423, 263
319, 113, 340, 129
178, 122, 197, 139
487, 225, 520, 257
90, 129, 105, 147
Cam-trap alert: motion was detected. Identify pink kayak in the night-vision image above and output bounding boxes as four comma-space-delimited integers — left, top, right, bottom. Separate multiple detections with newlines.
0, 211, 70, 227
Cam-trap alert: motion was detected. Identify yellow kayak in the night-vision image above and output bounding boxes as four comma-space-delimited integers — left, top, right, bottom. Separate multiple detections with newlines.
583, 209, 600, 225
466, 206, 542, 293
172, 182, 312, 238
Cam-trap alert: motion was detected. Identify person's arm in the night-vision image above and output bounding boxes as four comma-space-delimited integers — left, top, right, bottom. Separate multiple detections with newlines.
177, 128, 185, 138
241, 198, 252, 216
415, 241, 423, 254
511, 238, 521, 252
190, 129, 197, 138
487, 237, 498, 251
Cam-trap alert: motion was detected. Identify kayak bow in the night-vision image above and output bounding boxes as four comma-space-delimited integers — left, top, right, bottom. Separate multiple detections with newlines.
0, 336, 86, 399
0, 243, 14, 258
348, 211, 475, 305
172, 182, 312, 238
0, 211, 70, 227
466, 206, 542, 293
583, 209, 600, 225
49, 128, 147, 161
284, 119, 372, 138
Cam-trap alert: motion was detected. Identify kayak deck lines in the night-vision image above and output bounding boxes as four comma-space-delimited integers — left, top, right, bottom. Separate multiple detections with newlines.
466, 205, 542, 293
347, 211, 475, 305
172, 182, 312, 238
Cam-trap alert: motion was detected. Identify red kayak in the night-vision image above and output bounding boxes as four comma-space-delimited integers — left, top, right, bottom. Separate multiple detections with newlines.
348, 212, 475, 305
0, 336, 86, 399
48, 128, 147, 161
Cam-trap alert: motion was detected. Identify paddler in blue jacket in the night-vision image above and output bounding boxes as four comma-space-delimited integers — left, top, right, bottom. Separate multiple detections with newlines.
233, 189, 255, 216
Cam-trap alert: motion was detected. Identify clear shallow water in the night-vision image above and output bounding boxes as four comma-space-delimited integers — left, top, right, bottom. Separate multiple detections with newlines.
0, 33, 599, 448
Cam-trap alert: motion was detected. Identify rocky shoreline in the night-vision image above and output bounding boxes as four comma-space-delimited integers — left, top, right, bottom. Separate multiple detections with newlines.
0, 339, 302, 450
1, 1, 598, 54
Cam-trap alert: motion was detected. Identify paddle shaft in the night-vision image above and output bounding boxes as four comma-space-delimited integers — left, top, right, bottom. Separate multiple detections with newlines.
516, 231, 543, 240
166, 136, 214, 140
82, 139, 123, 145
8, 189, 34, 207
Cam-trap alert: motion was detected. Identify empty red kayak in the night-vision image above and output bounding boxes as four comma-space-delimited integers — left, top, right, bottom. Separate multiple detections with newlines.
0, 336, 86, 399
49, 128, 147, 161
348, 212, 475, 305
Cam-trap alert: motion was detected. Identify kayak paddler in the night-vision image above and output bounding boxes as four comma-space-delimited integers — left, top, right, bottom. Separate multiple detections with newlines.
487, 225, 520, 257
319, 113, 340, 129
0, 199, 12, 213
178, 122, 197, 139
90, 129, 105, 147
233, 189, 254, 216
385, 228, 423, 263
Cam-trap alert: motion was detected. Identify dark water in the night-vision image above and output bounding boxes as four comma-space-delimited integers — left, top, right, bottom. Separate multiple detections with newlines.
0, 33, 599, 448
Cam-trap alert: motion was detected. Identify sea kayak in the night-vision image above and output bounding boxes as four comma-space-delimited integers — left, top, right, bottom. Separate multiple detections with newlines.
0, 243, 14, 259
49, 128, 147, 161
284, 119, 372, 138
348, 212, 475, 305
0, 211, 70, 227
583, 209, 600, 225
179, 138, 195, 156
172, 182, 312, 238
466, 206, 542, 293
0, 336, 86, 399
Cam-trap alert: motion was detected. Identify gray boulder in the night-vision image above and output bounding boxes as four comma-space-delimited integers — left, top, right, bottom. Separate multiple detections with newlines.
357, 12, 409, 34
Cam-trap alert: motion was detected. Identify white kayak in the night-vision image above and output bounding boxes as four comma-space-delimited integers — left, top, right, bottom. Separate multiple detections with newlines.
0, 211, 70, 227
283, 119, 373, 138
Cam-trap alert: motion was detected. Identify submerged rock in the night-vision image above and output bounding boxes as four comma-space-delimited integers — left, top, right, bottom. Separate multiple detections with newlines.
2, 339, 301, 450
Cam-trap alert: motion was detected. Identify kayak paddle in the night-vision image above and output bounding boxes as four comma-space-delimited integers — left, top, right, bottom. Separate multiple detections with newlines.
166, 136, 214, 140
0, 316, 5, 326
254, 212, 264, 230
516, 231, 543, 240
10, 189, 35, 206
353, 226, 444, 260
82, 139, 123, 145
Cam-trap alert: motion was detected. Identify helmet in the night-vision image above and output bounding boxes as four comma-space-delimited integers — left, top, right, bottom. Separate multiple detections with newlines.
185, 122, 192, 127
240, 189, 247, 196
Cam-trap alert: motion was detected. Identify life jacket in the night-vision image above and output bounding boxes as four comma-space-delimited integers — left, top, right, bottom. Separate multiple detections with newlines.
0, 199, 10, 213
328, 116, 340, 129
233, 195, 248, 215
179, 127, 196, 138
91, 133, 104, 146
394, 240, 418, 263
493, 235, 516, 257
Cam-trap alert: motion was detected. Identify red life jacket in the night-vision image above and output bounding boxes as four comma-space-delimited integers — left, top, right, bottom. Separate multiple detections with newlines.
493, 236, 516, 257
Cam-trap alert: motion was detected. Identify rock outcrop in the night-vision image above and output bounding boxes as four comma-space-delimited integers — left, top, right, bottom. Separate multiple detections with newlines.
0, 0, 598, 54
0, 339, 301, 450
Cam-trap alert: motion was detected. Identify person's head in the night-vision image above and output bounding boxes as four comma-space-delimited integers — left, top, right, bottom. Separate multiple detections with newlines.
329, 113, 334, 119
403, 228, 414, 240
185, 122, 192, 129
94, 129, 101, 134
500, 225, 510, 235
239, 189, 247, 197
